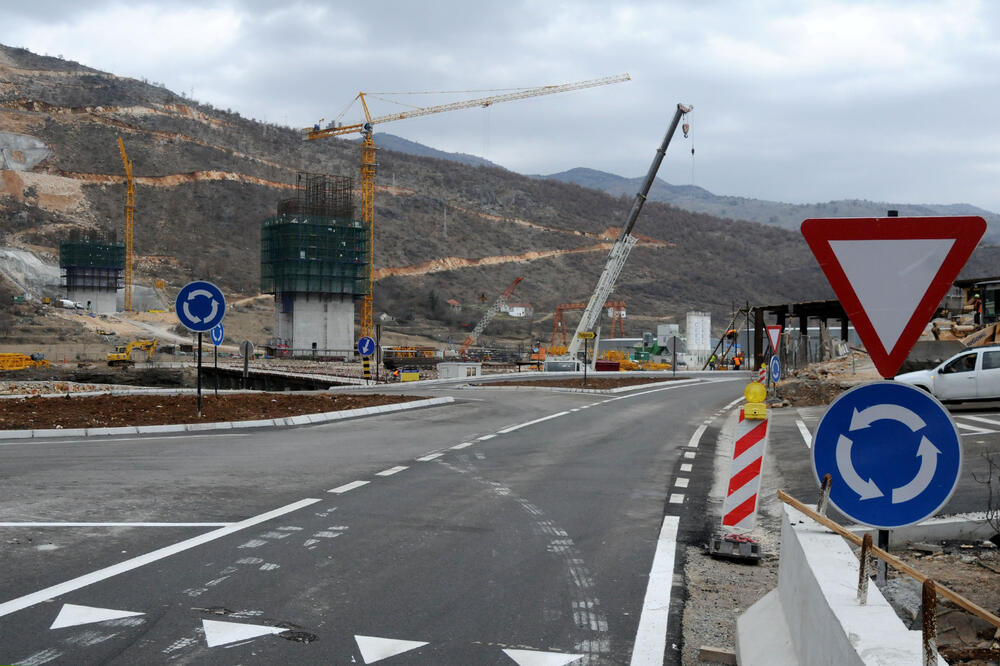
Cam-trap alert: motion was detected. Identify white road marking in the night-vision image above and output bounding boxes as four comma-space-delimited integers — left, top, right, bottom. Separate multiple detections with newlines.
0, 522, 230, 527
571, 408, 581, 412
669, 494, 684, 504
680, 463, 692, 472
958, 414, 1000, 426
683, 451, 696, 459
375, 466, 408, 477
957, 422, 995, 435
0, 498, 319, 619
674, 478, 689, 488
631, 515, 680, 665
477, 434, 496, 441
355, 635, 429, 663
723, 396, 745, 409
687, 425, 706, 448
328, 480, 370, 494
496, 411, 570, 434
502, 648, 583, 665
202, 619, 285, 648
416, 452, 444, 462
50, 604, 143, 629
451, 442, 475, 449
795, 419, 813, 448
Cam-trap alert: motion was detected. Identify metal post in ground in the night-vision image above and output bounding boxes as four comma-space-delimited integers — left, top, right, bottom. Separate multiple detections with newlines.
817, 473, 832, 515
877, 529, 889, 586
214, 342, 218, 396
858, 533, 872, 604
197, 332, 203, 418
922, 579, 938, 665
672, 335, 677, 377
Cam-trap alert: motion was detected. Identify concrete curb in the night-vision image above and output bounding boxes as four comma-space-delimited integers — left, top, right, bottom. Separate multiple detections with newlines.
0, 397, 455, 440
847, 512, 995, 545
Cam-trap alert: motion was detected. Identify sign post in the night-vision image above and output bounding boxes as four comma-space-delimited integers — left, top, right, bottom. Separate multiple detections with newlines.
577, 331, 595, 385
240, 340, 253, 389
175, 281, 227, 418
358, 335, 376, 381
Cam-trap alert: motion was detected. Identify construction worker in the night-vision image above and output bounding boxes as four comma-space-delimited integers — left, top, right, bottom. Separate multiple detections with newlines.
709, 354, 716, 370
973, 290, 984, 327
733, 354, 742, 371
392, 368, 400, 381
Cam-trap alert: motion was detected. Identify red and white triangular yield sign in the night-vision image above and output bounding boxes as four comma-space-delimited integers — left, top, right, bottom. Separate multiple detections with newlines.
801, 216, 986, 378
765, 325, 783, 355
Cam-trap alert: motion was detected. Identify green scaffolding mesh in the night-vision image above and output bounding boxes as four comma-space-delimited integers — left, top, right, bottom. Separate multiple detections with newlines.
59, 238, 125, 290
260, 214, 369, 295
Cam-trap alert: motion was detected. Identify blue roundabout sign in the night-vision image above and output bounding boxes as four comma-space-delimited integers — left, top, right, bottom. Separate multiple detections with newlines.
769, 355, 781, 383
175, 281, 226, 333
812, 381, 961, 529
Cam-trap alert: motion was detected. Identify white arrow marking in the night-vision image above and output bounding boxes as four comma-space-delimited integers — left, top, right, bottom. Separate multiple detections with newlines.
355, 635, 428, 663
50, 603, 144, 629
835, 435, 884, 500
202, 619, 285, 647
190, 289, 213, 299
850, 404, 926, 432
205, 299, 219, 323
891, 436, 941, 504
182, 301, 201, 323
502, 649, 584, 666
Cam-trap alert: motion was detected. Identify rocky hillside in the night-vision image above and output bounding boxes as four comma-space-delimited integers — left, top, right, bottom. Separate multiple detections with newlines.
2, 45, 998, 342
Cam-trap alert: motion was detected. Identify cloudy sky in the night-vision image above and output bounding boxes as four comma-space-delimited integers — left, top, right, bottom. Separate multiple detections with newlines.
3, 1, 1000, 211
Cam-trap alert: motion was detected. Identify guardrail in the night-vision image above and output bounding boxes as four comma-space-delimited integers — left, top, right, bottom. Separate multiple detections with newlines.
778, 484, 1000, 665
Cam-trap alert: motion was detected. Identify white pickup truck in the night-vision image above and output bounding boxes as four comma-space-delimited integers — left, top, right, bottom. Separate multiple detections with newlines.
895, 345, 1000, 401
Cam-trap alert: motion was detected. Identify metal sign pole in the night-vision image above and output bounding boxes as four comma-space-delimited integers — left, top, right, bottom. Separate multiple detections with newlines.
197, 332, 203, 418
583, 338, 588, 386
375, 323, 382, 382
672, 335, 677, 377
214, 343, 219, 396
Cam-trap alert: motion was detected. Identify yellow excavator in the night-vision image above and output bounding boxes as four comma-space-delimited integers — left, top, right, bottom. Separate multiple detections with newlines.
107, 340, 157, 367
0, 353, 50, 371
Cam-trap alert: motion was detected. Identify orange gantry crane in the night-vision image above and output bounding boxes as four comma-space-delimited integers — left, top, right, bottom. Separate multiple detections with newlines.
551, 300, 626, 347
303, 74, 630, 338
117, 137, 135, 312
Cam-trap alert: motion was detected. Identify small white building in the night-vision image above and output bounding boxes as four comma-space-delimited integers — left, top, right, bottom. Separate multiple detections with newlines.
437, 361, 482, 379
504, 303, 532, 318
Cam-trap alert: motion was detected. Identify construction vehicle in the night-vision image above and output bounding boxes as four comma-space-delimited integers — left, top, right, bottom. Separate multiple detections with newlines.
107, 339, 156, 367
118, 137, 135, 312
563, 103, 693, 364
304, 74, 630, 339
552, 300, 626, 348
383, 346, 441, 370
458, 277, 523, 357
0, 353, 50, 371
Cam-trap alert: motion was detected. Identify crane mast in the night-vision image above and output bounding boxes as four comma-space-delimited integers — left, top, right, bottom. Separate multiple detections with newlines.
565, 103, 692, 360
304, 74, 630, 338
117, 137, 135, 312
458, 277, 523, 356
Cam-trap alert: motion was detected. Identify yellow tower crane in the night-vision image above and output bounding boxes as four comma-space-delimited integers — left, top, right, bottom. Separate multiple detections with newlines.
303, 73, 630, 338
117, 136, 135, 312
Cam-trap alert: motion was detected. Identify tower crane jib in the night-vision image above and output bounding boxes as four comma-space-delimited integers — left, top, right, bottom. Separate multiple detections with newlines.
303, 74, 630, 339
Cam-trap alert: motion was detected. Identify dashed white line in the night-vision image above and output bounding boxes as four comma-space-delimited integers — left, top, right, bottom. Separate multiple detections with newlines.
328, 480, 370, 494
0, 498, 320, 619
668, 494, 685, 504
683, 451, 696, 459
477, 434, 496, 441
795, 419, 813, 448
375, 466, 408, 477
680, 463, 692, 473
674, 478, 689, 488
631, 515, 680, 665
451, 442, 475, 450
416, 452, 444, 462
723, 396, 745, 410
496, 411, 570, 434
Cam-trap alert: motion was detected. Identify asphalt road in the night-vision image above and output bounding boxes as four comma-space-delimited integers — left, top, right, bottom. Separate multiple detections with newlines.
0, 376, 745, 665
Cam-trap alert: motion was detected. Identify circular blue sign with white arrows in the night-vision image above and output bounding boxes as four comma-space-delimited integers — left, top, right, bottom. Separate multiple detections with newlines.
769, 355, 781, 383
210, 324, 224, 346
812, 381, 961, 529
175, 281, 226, 333
357, 336, 376, 357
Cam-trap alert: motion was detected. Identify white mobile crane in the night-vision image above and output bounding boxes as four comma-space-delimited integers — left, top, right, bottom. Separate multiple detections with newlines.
564, 103, 693, 363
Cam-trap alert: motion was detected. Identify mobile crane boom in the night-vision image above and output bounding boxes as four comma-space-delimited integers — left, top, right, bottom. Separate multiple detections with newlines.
118, 137, 135, 312
303, 74, 630, 338
565, 103, 692, 360
458, 277, 523, 356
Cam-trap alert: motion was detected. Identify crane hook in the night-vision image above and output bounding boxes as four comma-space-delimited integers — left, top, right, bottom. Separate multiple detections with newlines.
682, 122, 690, 138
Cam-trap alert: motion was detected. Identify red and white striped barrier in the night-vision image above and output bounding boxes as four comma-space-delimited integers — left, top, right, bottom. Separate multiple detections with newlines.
758, 365, 766, 384
722, 408, 769, 532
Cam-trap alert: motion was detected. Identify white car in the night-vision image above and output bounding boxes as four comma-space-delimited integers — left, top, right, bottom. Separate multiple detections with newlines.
895, 345, 1000, 402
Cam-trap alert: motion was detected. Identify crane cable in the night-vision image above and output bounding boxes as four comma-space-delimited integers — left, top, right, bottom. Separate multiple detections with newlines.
684, 110, 695, 185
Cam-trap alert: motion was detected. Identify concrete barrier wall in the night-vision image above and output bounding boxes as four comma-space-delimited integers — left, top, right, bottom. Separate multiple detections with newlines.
737, 505, 946, 665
